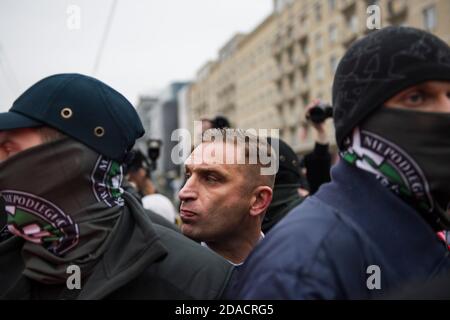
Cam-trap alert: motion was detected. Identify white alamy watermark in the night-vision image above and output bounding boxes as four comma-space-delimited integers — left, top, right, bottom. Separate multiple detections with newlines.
66, 264, 81, 290
366, 264, 381, 290
66, 5, 81, 30
366, 5, 381, 30
171, 122, 280, 176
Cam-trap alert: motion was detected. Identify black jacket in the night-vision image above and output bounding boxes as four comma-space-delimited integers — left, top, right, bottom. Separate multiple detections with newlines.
303, 142, 331, 194
0, 193, 233, 299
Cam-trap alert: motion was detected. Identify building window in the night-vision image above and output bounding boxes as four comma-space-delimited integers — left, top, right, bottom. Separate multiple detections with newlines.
287, 46, 294, 64
289, 73, 295, 89
348, 15, 358, 33
289, 100, 296, 113
300, 39, 309, 56
276, 80, 282, 93
329, 24, 338, 43
275, 53, 282, 66
328, 0, 336, 11
302, 70, 308, 84
274, 0, 293, 13
290, 126, 298, 146
314, 2, 322, 22
315, 33, 323, 52
287, 25, 293, 39
299, 13, 308, 27
423, 6, 437, 31
316, 62, 324, 81
317, 92, 324, 100
330, 55, 339, 74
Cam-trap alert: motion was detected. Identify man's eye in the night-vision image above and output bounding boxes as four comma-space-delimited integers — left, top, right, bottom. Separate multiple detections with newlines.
405, 92, 424, 104
206, 175, 218, 182
184, 173, 191, 179
1, 142, 13, 153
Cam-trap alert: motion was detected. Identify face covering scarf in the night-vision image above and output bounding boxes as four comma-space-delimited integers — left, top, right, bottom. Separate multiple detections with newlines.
0, 137, 124, 284
263, 184, 303, 231
341, 107, 450, 230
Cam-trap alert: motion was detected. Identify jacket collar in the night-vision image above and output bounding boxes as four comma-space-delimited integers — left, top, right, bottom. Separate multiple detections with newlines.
315, 160, 449, 269
78, 192, 167, 299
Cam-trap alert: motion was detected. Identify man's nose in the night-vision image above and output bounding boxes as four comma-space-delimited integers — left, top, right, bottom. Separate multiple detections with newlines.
178, 177, 197, 202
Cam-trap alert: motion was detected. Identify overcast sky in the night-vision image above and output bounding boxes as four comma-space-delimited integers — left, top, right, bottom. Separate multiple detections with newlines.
0, 0, 272, 111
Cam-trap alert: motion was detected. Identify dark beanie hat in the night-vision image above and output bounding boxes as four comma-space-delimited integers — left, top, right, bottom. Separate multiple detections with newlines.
212, 115, 231, 129
267, 137, 302, 185
332, 26, 450, 149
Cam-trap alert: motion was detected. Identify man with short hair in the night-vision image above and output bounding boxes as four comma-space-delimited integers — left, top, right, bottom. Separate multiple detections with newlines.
179, 128, 275, 265
0, 73, 232, 299
228, 26, 450, 299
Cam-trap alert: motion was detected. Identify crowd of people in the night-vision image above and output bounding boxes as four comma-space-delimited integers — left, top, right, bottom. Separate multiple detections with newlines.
1, 26, 450, 299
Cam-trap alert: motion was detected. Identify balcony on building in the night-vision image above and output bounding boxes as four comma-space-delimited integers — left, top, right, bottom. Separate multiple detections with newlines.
387, 0, 407, 23
294, 25, 308, 43
293, 51, 308, 68
297, 80, 310, 96
338, 0, 356, 14
282, 59, 295, 75
285, 85, 296, 102
272, 65, 283, 81
273, 90, 284, 106
272, 34, 284, 55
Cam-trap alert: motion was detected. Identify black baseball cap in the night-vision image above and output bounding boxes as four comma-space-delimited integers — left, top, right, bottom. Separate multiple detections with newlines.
0, 73, 145, 162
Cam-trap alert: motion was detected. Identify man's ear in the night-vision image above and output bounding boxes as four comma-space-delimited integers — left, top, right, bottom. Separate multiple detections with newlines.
249, 186, 273, 217
138, 168, 147, 178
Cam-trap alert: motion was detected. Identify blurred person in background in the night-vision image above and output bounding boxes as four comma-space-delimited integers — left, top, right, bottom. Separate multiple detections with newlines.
300, 99, 333, 195
262, 138, 305, 234
126, 150, 178, 225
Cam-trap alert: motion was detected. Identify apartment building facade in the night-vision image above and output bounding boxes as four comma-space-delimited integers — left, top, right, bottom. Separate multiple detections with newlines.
188, 0, 450, 153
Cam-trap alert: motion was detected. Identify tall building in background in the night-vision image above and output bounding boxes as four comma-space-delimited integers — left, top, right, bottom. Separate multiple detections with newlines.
188, 0, 450, 154
136, 95, 158, 143
136, 82, 189, 193
135, 95, 158, 159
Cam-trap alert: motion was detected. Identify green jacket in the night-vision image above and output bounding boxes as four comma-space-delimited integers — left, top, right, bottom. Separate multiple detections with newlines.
0, 193, 233, 299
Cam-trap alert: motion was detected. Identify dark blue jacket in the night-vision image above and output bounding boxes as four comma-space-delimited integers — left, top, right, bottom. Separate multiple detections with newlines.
228, 161, 450, 299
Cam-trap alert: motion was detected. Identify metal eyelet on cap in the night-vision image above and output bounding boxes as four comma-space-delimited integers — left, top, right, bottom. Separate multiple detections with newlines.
94, 126, 105, 137
61, 107, 73, 119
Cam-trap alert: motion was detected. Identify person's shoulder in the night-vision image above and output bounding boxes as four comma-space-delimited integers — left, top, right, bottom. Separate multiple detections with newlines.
143, 224, 234, 299
153, 224, 228, 265
267, 195, 345, 245
252, 194, 364, 271
228, 195, 367, 299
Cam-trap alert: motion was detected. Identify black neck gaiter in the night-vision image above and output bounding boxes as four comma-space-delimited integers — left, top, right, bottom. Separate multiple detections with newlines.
342, 107, 450, 230
263, 184, 303, 233
0, 138, 124, 284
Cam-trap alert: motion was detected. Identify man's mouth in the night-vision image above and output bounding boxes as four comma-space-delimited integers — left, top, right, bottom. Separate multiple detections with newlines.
179, 208, 197, 222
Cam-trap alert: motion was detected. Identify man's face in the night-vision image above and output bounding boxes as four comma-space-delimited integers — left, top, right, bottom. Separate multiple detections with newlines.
0, 128, 43, 162
201, 119, 213, 133
385, 81, 450, 113
178, 142, 254, 242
